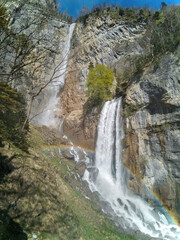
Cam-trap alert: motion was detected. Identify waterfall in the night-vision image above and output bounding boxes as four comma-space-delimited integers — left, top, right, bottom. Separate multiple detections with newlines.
83, 97, 180, 240
35, 23, 76, 128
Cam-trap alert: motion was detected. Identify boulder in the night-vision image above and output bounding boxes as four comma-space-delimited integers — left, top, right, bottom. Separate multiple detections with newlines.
74, 162, 86, 177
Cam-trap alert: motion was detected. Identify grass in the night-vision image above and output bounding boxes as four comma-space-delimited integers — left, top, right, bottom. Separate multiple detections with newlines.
30, 126, 137, 240
0, 125, 138, 240
42, 150, 136, 240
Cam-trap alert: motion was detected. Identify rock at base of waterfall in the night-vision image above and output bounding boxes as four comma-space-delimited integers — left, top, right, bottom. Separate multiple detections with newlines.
62, 150, 75, 160
74, 162, 86, 177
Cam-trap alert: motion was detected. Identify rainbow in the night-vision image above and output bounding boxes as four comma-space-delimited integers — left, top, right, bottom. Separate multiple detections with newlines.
151, 191, 179, 226
40, 145, 179, 227
119, 165, 180, 226
40, 144, 95, 154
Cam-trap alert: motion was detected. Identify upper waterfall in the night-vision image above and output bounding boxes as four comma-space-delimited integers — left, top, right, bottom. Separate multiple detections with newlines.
83, 97, 180, 240
35, 23, 76, 128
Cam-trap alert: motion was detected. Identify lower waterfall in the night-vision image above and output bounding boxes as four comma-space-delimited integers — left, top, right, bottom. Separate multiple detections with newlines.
83, 98, 180, 240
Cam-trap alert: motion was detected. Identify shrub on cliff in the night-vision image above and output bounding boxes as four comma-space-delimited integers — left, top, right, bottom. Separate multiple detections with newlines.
0, 82, 28, 151
0, 2, 8, 28
85, 64, 115, 107
150, 5, 180, 55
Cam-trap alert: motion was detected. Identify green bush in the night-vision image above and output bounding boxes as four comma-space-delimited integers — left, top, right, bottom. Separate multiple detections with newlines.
124, 104, 140, 118
0, 2, 8, 28
0, 82, 28, 151
78, 14, 89, 26
150, 5, 180, 55
119, 8, 124, 16
85, 64, 115, 107
77, 5, 149, 24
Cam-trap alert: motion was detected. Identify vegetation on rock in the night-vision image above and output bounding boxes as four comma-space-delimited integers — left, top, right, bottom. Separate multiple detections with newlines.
0, 0, 74, 128
124, 104, 141, 118
77, 3, 180, 57
0, 126, 138, 240
77, 4, 150, 25
0, 82, 28, 151
149, 5, 180, 55
1, 1, 180, 239
86, 64, 115, 107
0, 2, 8, 28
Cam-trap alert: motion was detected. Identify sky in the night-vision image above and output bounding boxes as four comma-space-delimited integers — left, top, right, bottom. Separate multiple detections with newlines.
58, 0, 180, 18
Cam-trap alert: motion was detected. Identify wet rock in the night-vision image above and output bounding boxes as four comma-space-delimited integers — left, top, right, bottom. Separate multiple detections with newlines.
87, 167, 99, 182
124, 53, 180, 217
60, 16, 147, 150
74, 162, 86, 177
61, 150, 74, 160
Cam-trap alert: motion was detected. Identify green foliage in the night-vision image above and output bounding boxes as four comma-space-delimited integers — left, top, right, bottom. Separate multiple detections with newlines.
150, 5, 180, 55
161, 2, 167, 10
176, 35, 180, 42
115, 70, 132, 97
124, 8, 135, 17
0, 211, 27, 240
0, 82, 28, 151
135, 57, 145, 74
88, 61, 94, 70
77, 4, 180, 57
161, 122, 170, 131
86, 64, 115, 107
122, 5, 180, 78
119, 8, 124, 16
134, 55, 151, 74
78, 14, 89, 25
124, 104, 140, 118
155, 12, 165, 25
153, 11, 160, 20
0, 2, 8, 28
77, 5, 149, 24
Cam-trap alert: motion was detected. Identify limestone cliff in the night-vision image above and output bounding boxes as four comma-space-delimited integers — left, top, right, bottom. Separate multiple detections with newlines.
0, 126, 134, 240
123, 51, 180, 220
5, 0, 57, 11
60, 14, 180, 221
2, 0, 70, 123
3, 3, 180, 223
60, 16, 148, 150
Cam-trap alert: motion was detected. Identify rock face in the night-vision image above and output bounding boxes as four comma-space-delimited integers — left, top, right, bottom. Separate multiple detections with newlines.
3, 4, 180, 221
73, 16, 147, 81
60, 14, 180, 220
60, 16, 148, 150
2, 0, 70, 122
123, 51, 180, 219
29, 18, 70, 122
5, 0, 57, 11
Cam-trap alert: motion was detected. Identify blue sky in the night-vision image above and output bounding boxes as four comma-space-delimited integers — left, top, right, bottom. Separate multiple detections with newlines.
58, 0, 179, 18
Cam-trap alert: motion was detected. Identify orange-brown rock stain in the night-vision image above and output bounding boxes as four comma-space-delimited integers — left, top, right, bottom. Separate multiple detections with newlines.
60, 57, 99, 151
123, 129, 144, 180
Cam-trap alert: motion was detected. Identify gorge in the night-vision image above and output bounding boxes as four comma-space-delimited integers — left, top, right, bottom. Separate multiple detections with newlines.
0, 1, 180, 240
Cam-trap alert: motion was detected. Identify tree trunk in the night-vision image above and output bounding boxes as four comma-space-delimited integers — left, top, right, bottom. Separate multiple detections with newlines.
22, 95, 34, 130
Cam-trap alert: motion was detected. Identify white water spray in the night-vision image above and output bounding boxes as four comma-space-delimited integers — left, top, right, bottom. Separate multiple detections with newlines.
83, 98, 180, 240
35, 23, 76, 128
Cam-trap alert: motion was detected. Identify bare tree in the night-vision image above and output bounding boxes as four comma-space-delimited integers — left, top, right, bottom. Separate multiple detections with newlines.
22, 51, 73, 129
79, 6, 90, 17
0, 0, 75, 129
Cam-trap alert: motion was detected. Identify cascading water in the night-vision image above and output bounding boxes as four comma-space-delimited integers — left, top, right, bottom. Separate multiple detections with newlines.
83, 98, 180, 240
35, 23, 76, 128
